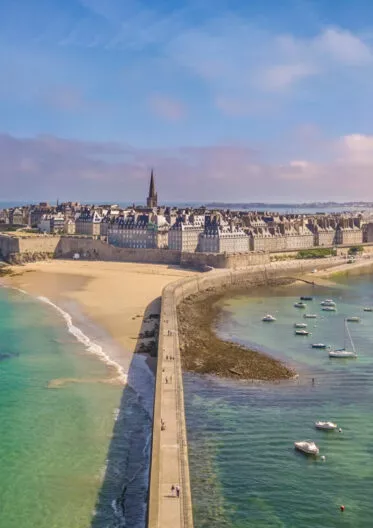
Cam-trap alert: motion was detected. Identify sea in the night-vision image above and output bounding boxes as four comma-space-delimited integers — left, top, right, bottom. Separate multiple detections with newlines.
0, 286, 153, 528
184, 270, 373, 528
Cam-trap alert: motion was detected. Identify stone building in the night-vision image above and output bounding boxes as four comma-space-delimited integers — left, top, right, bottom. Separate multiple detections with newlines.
168, 214, 204, 252
75, 209, 102, 236
198, 218, 249, 254
310, 218, 336, 247
64, 219, 76, 235
335, 219, 363, 245
108, 213, 169, 249
280, 221, 314, 250
38, 213, 65, 234
9, 207, 25, 226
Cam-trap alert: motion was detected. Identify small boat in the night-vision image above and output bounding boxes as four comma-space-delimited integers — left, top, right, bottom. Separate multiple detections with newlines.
262, 314, 276, 322
363, 307, 373, 312
304, 314, 317, 319
329, 349, 357, 358
295, 329, 310, 336
329, 320, 357, 359
346, 317, 360, 323
300, 296, 313, 301
315, 421, 337, 431
320, 299, 336, 307
294, 323, 307, 328
294, 440, 319, 455
294, 302, 307, 309
322, 306, 336, 312
312, 343, 328, 349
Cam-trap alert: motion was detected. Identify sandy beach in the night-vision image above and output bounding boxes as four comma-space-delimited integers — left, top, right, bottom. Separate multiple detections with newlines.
3, 260, 196, 382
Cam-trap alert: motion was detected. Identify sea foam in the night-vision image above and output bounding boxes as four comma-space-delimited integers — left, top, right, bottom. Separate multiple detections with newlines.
36, 295, 128, 384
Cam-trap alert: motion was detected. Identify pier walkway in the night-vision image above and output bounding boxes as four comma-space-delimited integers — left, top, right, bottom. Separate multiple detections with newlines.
147, 283, 194, 528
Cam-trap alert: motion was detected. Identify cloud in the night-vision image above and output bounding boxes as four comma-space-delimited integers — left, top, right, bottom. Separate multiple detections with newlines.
148, 94, 186, 121
338, 134, 373, 164
1, 132, 373, 203
261, 63, 318, 91
314, 28, 373, 65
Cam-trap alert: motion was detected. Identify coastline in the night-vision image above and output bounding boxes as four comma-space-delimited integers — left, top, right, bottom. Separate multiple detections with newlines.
178, 279, 296, 381
1, 260, 197, 384
177, 257, 373, 381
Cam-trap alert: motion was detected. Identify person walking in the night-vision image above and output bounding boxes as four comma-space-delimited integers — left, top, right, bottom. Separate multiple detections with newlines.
176, 485, 180, 498
171, 484, 175, 497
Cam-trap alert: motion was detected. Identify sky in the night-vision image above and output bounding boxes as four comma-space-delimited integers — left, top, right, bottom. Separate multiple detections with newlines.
2, 0, 373, 203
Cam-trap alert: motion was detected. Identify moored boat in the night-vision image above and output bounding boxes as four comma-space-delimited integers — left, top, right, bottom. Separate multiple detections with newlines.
300, 296, 313, 301
295, 329, 310, 335
262, 314, 276, 322
329, 349, 357, 358
329, 320, 357, 359
320, 299, 336, 306
294, 302, 307, 309
294, 323, 307, 328
315, 421, 337, 431
346, 316, 360, 322
304, 313, 317, 319
322, 306, 336, 312
312, 343, 328, 349
294, 440, 319, 455
363, 307, 373, 312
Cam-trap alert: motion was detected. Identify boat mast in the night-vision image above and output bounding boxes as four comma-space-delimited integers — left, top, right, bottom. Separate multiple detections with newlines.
345, 319, 356, 354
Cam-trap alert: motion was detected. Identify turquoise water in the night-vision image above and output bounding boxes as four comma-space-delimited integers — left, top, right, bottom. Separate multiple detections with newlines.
184, 273, 373, 528
0, 287, 151, 528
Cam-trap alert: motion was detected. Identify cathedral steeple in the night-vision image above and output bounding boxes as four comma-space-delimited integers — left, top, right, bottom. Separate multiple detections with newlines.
147, 169, 158, 208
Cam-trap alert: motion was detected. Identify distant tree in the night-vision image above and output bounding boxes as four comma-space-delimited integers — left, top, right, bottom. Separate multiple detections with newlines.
296, 248, 337, 259
348, 245, 363, 255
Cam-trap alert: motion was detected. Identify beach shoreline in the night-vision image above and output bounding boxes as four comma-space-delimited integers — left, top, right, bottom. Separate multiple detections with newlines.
1, 260, 197, 385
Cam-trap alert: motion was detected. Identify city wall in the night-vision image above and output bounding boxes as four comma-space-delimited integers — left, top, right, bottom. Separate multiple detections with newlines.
0, 235, 271, 268
148, 256, 347, 528
1, 234, 373, 269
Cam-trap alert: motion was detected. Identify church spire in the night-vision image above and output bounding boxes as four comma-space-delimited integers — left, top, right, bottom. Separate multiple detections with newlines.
147, 169, 158, 208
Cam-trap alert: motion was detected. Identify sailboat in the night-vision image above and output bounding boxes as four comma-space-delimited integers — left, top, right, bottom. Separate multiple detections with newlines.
329, 319, 357, 358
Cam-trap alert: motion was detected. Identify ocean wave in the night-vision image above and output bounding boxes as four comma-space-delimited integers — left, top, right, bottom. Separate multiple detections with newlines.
36, 295, 127, 384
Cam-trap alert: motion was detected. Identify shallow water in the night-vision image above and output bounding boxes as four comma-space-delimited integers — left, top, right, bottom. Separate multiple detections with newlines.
185, 273, 373, 528
0, 287, 152, 528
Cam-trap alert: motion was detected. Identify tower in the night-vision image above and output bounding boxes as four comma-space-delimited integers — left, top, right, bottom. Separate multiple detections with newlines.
147, 169, 158, 208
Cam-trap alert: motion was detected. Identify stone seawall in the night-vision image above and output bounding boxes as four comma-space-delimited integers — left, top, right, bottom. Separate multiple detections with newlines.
148, 256, 345, 528
0, 235, 272, 268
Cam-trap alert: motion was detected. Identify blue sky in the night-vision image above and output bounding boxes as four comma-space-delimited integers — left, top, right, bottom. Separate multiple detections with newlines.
1, 0, 373, 202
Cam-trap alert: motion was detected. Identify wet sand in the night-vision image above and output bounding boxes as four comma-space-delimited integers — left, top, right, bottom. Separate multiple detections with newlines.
3, 260, 197, 377
177, 280, 296, 381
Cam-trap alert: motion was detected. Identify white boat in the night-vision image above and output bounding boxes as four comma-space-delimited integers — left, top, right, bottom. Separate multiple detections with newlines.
322, 306, 336, 312
363, 307, 373, 312
312, 343, 328, 349
295, 329, 309, 335
329, 349, 357, 358
304, 314, 317, 319
294, 440, 319, 455
329, 320, 358, 359
294, 302, 307, 309
262, 314, 276, 322
294, 323, 307, 328
315, 421, 337, 431
320, 299, 336, 307
346, 316, 360, 323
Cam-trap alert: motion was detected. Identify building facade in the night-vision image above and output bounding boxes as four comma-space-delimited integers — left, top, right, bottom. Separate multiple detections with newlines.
75, 210, 102, 236
108, 213, 169, 249
168, 215, 204, 252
